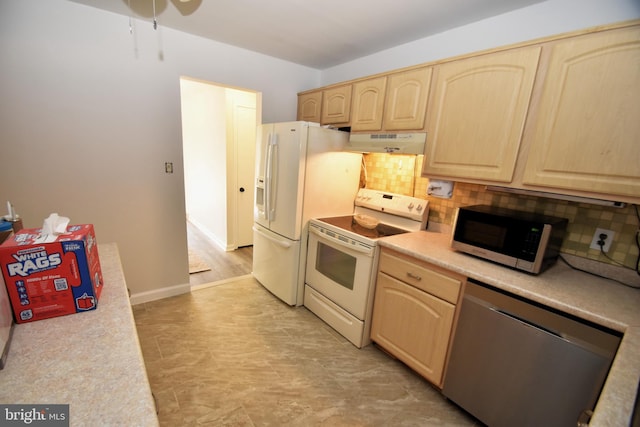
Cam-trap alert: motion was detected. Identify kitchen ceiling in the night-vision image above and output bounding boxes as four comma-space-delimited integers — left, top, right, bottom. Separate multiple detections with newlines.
70, 0, 545, 69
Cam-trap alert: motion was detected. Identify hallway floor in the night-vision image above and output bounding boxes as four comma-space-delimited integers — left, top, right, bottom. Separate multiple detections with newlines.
133, 276, 477, 426
186, 221, 253, 288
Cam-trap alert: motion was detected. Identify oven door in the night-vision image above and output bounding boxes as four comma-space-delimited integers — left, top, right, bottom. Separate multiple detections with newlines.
305, 224, 375, 320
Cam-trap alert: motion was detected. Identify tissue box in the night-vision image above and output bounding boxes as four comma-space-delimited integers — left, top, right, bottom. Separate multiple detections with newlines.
0, 224, 103, 323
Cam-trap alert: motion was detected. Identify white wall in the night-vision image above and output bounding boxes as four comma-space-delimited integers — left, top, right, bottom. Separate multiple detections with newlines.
321, 0, 640, 85
0, 0, 320, 302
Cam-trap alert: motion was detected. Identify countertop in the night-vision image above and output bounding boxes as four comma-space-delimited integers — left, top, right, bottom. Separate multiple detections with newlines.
379, 230, 640, 427
0, 243, 159, 426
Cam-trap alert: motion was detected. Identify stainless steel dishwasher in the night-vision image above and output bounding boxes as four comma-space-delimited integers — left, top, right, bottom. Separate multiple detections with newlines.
442, 280, 621, 427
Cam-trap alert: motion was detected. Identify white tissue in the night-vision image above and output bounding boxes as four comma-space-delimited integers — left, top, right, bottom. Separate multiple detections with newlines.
427, 180, 454, 199
35, 213, 70, 243
4, 201, 18, 221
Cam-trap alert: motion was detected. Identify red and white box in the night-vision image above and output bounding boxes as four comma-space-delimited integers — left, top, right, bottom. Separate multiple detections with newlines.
0, 224, 103, 323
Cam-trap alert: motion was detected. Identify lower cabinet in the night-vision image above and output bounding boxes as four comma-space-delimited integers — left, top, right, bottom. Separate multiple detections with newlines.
370, 248, 464, 387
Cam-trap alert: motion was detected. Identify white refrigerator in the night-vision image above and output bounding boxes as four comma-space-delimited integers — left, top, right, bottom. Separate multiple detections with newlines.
252, 121, 362, 306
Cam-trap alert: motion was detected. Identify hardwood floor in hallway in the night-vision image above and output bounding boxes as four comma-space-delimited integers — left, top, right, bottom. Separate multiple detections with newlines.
186, 221, 253, 288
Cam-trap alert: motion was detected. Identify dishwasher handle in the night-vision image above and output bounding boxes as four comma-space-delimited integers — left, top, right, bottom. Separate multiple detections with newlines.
492, 307, 562, 339
463, 294, 557, 334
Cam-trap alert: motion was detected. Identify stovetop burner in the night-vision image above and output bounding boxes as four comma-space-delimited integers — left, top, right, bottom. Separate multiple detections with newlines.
316, 215, 409, 239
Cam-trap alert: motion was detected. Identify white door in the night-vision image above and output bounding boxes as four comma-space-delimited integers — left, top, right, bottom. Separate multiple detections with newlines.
254, 123, 271, 230
230, 92, 257, 247
269, 122, 307, 240
255, 122, 308, 240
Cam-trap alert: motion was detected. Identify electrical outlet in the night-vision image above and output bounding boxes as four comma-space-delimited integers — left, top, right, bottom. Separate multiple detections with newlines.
589, 228, 615, 253
165, 162, 173, 174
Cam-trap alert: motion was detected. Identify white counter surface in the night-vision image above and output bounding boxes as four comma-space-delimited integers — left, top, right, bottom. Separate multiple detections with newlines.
0, 243, 159, 427
379, 231, 640, 427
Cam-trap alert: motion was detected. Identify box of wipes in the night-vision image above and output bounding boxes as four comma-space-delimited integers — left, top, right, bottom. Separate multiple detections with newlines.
0, 223, 103, 323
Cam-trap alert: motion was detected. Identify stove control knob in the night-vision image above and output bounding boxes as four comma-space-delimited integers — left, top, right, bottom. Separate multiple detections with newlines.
416, 204, 423, 212
407, 202, 415, 210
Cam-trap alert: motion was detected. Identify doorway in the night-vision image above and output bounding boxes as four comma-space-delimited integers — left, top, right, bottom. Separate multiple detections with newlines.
180, 77, 260, 259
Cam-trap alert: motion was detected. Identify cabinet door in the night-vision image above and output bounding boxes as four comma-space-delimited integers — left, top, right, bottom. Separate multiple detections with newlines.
351, 77, 387, 131
371, 272, 455, 387
422, 47, 541, 182
384, 67, 432, 131
297, 91, 322, 123
321, 85, 352, 125
522, 26, 640, 198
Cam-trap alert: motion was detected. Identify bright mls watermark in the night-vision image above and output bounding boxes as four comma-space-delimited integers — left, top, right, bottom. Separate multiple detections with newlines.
0, 405, 69, 426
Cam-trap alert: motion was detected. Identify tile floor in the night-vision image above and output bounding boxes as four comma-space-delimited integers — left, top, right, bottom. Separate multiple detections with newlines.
133, 276, 478, 426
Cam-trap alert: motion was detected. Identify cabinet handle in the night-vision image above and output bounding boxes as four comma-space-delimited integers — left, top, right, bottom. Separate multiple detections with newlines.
407, 272, 422, 281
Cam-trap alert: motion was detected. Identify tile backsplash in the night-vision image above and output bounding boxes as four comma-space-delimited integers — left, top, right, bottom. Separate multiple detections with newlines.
363, 153, 640, 269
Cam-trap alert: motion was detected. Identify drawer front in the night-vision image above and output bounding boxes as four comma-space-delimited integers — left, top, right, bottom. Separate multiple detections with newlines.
379, 251, 461, 304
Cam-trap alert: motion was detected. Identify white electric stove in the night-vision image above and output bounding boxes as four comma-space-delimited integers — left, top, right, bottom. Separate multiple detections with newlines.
304, 188, 429, 347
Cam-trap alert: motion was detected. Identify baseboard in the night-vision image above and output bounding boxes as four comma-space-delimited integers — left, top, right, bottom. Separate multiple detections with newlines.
129, 282, 191, 305
188, 219, 234, 251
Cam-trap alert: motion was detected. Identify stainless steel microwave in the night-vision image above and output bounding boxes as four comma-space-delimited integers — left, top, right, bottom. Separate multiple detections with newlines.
451, 205, 568, 274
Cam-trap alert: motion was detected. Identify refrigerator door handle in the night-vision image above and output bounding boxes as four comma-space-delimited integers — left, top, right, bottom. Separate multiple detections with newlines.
268, 134, 278, 221
253, 226, 292, 249
264, 133, 274, 221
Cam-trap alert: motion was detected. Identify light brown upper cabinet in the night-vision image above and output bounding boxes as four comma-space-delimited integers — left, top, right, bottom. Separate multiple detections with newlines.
297, 91, 322, 123
421, 47, 541, 182
321, 85, 352, 125
383, 67, 432, 131
351, 68, 432, 132
351, 76, 387, 131
521, 26, 640, 199
297, 86, 352, 125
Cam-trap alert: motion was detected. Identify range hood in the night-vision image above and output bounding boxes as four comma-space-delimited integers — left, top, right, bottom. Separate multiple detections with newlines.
347, 132, 426, 154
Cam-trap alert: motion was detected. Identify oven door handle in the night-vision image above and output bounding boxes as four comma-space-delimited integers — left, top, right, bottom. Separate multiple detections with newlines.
309, 226, 373, 256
